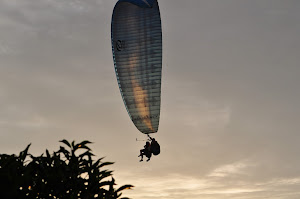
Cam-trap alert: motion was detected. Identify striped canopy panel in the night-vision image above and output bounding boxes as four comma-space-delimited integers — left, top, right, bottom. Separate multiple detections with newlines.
111, 0, 162, 134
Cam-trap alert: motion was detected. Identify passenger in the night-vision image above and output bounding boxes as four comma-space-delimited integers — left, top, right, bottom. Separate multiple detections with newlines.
138, 141, 151, 162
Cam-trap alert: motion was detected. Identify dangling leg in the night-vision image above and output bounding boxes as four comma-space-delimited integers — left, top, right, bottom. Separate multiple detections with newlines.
146, 151, 152, 162
139, 149, 145, 161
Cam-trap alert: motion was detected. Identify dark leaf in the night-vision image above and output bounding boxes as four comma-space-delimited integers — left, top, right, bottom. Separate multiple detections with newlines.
116, 185, 134, 192
79, 151, 94, 159
19, 143, 31, 162
59, 139, 71, 148
99, 162, 114, 168
78, 140, 93, 146
46, 149, 50, 158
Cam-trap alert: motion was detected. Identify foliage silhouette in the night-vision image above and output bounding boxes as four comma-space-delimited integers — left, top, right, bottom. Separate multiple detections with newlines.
0, 140, 133, 199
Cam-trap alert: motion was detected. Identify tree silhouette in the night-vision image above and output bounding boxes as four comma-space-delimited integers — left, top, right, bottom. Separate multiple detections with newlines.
0, 140, 133, 199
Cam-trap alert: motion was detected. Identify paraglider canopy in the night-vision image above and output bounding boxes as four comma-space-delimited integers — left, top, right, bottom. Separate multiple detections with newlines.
111, 0, 162, 135
118, 0, 155, 8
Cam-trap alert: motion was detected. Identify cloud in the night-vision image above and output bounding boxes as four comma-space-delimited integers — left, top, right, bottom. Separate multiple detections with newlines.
208, 160, 251, 177
0, 117, 48, 129
258, 177, 300, 187
0, 104, 50, 129
114, 170, 300, 199
115, 172, 264, 199
0, 0, 109, 57
0, 43, 13, 55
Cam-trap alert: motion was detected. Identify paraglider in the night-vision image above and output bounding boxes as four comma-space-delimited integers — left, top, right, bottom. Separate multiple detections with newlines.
111, 0, 162, 161
138, 135, 160, 162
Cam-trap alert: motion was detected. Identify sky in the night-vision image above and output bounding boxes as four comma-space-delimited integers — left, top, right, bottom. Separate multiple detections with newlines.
1, 0, 300, 198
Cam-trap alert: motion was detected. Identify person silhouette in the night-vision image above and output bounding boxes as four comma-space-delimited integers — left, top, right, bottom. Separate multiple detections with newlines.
147, 135, 160, 156
138, 141, 152, 162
